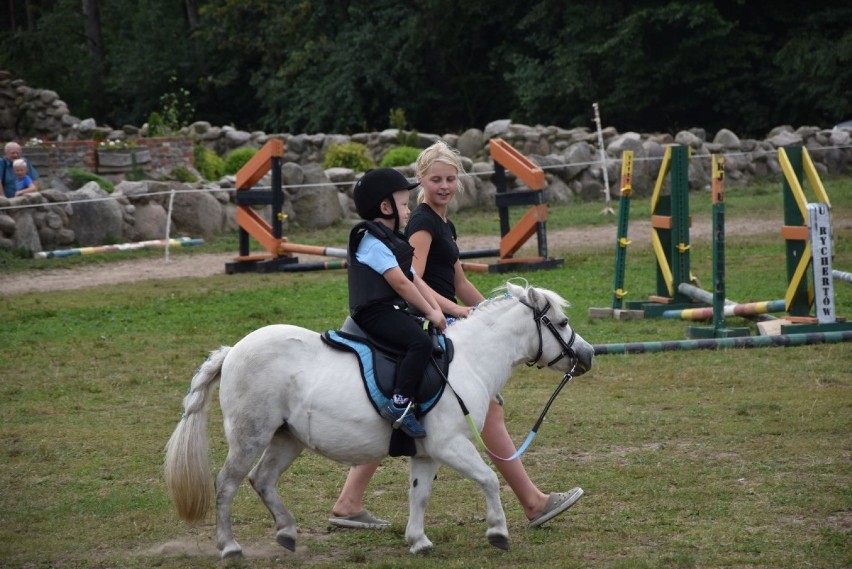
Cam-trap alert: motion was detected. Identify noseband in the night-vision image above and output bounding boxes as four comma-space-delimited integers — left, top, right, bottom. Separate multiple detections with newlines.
519, 297, 578, 372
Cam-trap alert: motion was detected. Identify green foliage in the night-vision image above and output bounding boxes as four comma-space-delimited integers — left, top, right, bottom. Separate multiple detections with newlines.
193, 145, 224, 181
170, 166, 198, 183
379, 145, 420, 167
397, 130, 419, 148
158, 74, 195, 134
322, 142, 375, 172
2, 2, 852, 145
388, 107, 408, 130
66, 168, 114, 193
223, 147, 258, 176
146, 112, 167, 138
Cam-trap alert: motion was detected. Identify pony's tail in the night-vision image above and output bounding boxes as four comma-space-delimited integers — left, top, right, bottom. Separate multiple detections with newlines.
163, 347, 230, 522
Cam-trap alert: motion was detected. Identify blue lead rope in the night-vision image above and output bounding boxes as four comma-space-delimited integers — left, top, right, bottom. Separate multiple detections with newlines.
447, 361, 574, 462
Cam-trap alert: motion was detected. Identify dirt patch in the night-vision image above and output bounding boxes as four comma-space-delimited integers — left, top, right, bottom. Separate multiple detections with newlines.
1, 216, 831, 296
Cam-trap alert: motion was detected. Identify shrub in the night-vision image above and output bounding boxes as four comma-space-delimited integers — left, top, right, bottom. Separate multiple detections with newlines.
194, 145, 224, 180
397, 130, 419, 148
322, 142, 375, 173
146, 111, 168, 137
389, 107, 407, 130
66, 168, 115, 193
223, 147, 257, 176
170, 166, 198, 183
379, 146, 420, 167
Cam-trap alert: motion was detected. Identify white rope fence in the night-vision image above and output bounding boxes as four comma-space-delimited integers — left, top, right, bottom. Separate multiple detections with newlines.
1, 140, 850, 260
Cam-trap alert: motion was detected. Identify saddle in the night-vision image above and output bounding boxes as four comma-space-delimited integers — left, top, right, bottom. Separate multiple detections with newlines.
321, 317, 454, 457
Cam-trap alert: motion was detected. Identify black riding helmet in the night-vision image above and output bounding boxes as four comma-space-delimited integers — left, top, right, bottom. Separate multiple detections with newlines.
353, 168, 419, 231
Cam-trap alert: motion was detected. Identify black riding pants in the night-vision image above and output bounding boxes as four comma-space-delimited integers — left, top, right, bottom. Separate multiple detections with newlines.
353, 304, 432, 400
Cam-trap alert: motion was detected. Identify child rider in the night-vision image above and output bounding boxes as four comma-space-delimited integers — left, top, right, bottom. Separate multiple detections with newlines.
348, 168, 447, 439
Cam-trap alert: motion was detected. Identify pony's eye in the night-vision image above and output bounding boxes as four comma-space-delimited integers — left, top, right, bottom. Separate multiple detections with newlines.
559, 320, 568, 328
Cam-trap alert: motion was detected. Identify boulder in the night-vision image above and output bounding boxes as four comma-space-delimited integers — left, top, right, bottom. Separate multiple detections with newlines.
11, 210, 42, 255
169, 185, 224, 236
713, 128, 741, 150
457, 128, 484, 160
286, 163, 342, 229
130, 202, 169, 241
66, 182, 124, 246
483, 119, 511, 141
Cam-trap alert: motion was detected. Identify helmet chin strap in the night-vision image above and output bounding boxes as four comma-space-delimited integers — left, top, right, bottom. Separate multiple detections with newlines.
386, 199, 401, 232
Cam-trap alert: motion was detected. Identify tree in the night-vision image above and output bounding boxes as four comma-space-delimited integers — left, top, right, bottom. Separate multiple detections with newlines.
82, 0, 107, 118
1, 0, 849, 137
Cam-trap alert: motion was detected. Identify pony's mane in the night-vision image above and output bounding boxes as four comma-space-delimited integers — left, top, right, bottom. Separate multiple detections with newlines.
457, 280, 570, 326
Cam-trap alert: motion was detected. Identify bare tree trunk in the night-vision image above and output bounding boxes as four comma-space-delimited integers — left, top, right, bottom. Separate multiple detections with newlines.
81, 0, 105, 65
81, 0, 106, 117
184, 0, 199, 30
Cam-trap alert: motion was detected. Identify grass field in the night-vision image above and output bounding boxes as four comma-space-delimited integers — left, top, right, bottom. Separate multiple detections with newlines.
0, 178, 850, 568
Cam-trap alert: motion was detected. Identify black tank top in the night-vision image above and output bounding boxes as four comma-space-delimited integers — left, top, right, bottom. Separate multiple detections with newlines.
405, 203, 459, 302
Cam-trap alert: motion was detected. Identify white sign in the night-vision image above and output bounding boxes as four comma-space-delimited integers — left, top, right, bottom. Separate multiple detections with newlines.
808, 203, 835, 323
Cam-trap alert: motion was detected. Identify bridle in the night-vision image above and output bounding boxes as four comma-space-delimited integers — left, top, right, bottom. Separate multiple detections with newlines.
443, 294, 581, 462
519, 297, 578, 373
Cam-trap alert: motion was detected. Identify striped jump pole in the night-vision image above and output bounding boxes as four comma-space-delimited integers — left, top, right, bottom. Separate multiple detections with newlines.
593, 330, 852, 355
833, 270, 852, 284
36, 237, 204, 259
663, 299, 786, 321
279, 242, 347, 259
275, 260, 347, 272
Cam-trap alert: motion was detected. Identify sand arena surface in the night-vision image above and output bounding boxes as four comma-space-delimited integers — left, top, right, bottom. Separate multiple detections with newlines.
1, 216, 821, 296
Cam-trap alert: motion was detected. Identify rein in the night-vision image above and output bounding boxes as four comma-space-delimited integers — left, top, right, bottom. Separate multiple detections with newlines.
438, 294, 579, 462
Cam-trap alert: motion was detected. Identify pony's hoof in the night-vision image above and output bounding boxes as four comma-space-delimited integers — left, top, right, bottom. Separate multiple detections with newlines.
488, 534, 510, 550
409, 539, 434, 555
276, 533, 296, 552
412, 544, 434, 556
221, 545, 243, 559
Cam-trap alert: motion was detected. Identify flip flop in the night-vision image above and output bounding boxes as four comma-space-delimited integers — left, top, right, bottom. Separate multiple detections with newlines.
328, 510, 391, 529
528, 487, 584, 528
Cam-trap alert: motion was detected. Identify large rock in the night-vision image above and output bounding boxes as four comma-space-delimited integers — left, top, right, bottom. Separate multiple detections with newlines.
11, 210, 41, 255
66, 182, 124, 246
562, 142, 593, 179
169, 184, 224, 236
0, 213, 15, 235
286, 163, 343, 229
713, 128, 741, 150
483, 119, 511, 141
130, 202, 169, 241
457, 128, 485, 160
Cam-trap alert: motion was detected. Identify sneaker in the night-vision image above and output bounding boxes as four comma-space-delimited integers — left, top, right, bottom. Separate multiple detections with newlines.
381, 400, 426, 439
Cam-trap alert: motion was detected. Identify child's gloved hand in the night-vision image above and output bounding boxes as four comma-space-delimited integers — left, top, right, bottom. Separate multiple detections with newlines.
425, 308, 447, 332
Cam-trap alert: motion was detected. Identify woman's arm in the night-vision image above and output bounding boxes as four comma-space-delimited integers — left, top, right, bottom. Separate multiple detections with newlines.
408, 229, 431, 277
453, 260, 485, 307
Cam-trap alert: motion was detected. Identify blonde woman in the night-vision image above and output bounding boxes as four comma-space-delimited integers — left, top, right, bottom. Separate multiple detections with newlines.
329, 142, 582, 529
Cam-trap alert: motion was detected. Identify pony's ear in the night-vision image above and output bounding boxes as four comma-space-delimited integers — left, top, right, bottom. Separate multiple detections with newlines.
525, 285, 544, 308
505, 281, 523, 298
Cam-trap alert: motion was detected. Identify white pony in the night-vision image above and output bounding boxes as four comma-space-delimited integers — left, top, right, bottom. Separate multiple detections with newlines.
164, 281, 594, 558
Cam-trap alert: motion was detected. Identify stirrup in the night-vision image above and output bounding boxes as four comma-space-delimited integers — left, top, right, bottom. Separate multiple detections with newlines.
392, 401, 414, 429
